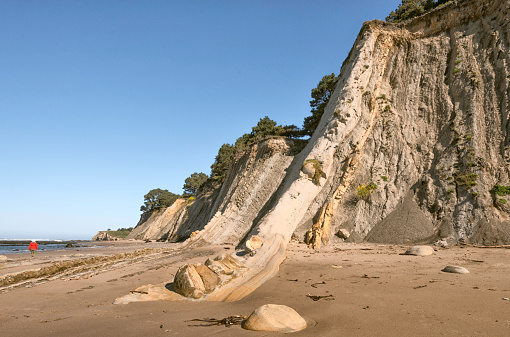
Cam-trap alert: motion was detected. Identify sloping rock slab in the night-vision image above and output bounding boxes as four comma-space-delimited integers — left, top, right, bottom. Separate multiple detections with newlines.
441, 265, 470, 274
403, 246, 435, 256
242, 304, 307, 332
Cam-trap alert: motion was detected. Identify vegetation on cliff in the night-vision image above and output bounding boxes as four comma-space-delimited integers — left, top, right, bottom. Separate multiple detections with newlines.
140, 189, 180, 213
182, 172, 208, 197
386, 0, 452, 22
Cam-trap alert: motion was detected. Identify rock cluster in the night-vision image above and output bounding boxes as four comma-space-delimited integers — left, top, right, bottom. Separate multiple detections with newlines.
173, 254, 245, 299
92, 231, 121, 241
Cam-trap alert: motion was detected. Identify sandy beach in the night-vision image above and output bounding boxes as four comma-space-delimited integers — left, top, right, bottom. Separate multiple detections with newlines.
1, 241, 509, 336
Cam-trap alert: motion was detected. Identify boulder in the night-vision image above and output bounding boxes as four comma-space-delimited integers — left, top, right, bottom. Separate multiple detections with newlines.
0, 255, 7, 262
403, 246, 435, 256
336, 229, 350, 240
245, 236, 263, 253
173, 264, 206, 299
441, 265, 470, 274
243, 304, 307, 332
194, 263, 221, 292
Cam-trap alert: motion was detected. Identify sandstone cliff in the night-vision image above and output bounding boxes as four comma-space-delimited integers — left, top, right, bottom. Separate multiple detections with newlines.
122, 0, 510, 303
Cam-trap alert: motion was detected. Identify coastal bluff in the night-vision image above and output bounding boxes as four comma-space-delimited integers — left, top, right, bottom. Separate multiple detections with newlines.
123, 0, 510, 301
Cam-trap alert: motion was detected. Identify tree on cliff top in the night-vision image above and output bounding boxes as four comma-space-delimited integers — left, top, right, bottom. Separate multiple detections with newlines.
140, 188, 180, 213
301, 73, 338, 137
183, 172, 208, 197
386, 0, 451, 22
235, 116, 299, 151
210, 143, 236, 181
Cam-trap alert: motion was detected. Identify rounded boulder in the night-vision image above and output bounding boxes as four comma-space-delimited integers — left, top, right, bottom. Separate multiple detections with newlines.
404, 245, 435, 256
441, 265, 470, 274
243, 304, 307, 332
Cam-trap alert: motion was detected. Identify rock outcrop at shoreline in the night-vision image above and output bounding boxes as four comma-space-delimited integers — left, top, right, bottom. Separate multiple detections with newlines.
123, 0, 510, 302
92, 231, 121, 241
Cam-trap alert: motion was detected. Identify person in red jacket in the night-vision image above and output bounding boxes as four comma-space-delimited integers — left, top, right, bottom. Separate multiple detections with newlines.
29, 240, 38, 257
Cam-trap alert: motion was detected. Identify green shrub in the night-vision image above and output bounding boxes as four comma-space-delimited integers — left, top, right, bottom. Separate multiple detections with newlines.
500, 198, 507, 204
356, 182, 377, 200
471, 192, 478, 198
381, 176, 388, 182
453, 68, 460, 74
303, 159, 327, 186
494, 185, 510, 196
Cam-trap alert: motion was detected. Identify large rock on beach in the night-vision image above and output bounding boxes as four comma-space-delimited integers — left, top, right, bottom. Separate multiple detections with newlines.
194, 264, 221, 293
0, 255, 7, 262
441, 265, 470, 274
403, 246, 435, 256
243, 304, 307, 332
173, 264, 206, 299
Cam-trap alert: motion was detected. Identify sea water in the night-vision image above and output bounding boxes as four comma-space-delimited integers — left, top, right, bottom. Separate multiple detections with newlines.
0, 240, 85, 255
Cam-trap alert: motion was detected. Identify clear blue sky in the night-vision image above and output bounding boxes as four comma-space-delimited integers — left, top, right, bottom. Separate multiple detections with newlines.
0, 0, 400, 240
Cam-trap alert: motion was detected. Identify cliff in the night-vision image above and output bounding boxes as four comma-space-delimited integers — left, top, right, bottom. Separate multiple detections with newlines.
125, 0, 510, 301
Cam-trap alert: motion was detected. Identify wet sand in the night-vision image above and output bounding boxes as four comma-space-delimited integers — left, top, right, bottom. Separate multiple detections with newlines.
1, 241, 509, 336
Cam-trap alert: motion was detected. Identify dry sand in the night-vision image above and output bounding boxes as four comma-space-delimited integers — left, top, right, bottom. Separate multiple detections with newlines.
1, 240, 509, 336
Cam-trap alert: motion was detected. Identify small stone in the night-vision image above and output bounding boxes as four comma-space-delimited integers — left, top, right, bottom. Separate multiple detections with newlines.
336, 229, 350, 240
243, 304, 307, 332
246, 236, 263, 253
441, 265, 470, 274
404, 246, 435, 256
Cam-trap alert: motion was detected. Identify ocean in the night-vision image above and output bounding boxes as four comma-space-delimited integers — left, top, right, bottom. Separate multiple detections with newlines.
0, 240, 88, 255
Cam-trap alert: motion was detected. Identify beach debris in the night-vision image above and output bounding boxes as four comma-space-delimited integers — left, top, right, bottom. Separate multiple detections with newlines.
311, 281, 326, 288
331, 265, 343, 269
306, 293, 335, 301
502, 298, 509, 301
187, 315, 247, 327
459, 242, 510, 249
403, 246, 435, 256
361, 274, 380, 279
441, 265, 470, 274
245, 236, 263, 254
287, 279, 298, 282
413, 285, 427, 289
242, 304, 307, 332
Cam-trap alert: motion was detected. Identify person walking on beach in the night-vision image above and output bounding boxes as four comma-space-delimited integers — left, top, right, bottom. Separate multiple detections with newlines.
29, 240, 38, 257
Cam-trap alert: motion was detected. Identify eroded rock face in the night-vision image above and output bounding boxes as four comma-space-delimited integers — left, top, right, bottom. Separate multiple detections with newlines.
243, 304, 307, 332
